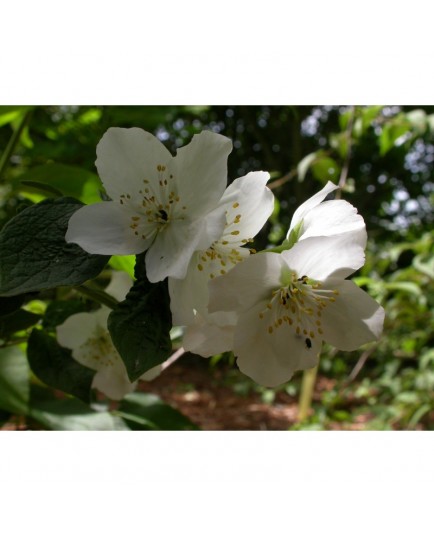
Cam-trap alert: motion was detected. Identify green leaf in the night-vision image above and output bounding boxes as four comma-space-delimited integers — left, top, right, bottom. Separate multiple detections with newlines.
406, 109, 427, 134
118, 392, 199, 430
427, 114, 434, 132
379, 119, 411, 156
0, 346, 30, 414
383, 282, 422, 297
27, 329, 95, 403
329, 132, 349, 159
311, 156, 340, 183
361, 105, 382, 130
0, 197, 109, 297
0, 106, 33, 128
339, 109, 352, 131
0, 309, 41, 339
108, 276, 172, 382
15, 164, 103, 204
30, 394, 127, 431
413, 253, 434, 279
109, 255, 136, 278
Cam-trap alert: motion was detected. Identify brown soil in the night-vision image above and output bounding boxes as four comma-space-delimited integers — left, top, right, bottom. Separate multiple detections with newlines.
139, 357, 373, 430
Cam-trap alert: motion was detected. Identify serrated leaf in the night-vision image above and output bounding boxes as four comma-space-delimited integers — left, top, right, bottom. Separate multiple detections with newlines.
0, 346, 30, 414
118, 392, 199, 430
27, 329, 95, 403
108, 277, 172, 382
0, 197, 109, 297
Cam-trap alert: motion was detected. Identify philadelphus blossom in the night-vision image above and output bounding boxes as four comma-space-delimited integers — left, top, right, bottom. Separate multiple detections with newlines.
66, 128, 232, 282
56, 271, 161, 400
208, 234, 385, 387
286, 181, 367, 247
169, 171, 275, 356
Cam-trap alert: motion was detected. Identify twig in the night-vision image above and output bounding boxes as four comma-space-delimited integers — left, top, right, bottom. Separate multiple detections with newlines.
162, 346, 185, 371
344, 345, 377, 385
268, 168, 297, 190
297, 364, 319, 422
74, 284, 119, 310
336, 106, 356, 199
0, 110, 33, 182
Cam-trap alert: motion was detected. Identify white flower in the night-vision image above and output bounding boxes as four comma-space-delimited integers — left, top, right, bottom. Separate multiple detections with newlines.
56, 271, 161, 400
168, 171, 275, 355
66, 128, 232, 282
208, 233, 385, 387
287, 181, 367, 248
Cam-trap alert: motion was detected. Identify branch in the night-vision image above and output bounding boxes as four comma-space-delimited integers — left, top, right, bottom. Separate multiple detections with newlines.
336, 106, 356, 199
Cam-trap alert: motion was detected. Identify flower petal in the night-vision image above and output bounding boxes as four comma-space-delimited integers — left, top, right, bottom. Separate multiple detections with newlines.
234, 302, 321, 387
169, 253, 208, 325
174, 131, 232, 219
105, 271, 133, 302
140, 365, 162, 382
66, 202, 155, 255
182, 314, 235, 357
319, 279, 385, 351
145, 218, 205, 282
56, 311, 101, 350
208, 252, 285, 314
92, 366, 136, 400
299, 200, 367, 248
288, 181, 338, 234
281, 234, 366, 281
95, 127, 173, 200
219, 171, 274, 242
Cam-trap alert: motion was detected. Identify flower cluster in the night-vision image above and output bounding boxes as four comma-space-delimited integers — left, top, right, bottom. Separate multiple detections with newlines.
66, 127, 385, 392
56, 271, 161, 400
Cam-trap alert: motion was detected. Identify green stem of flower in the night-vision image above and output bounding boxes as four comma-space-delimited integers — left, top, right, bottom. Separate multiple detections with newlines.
0, 110, 33, 182
297, 365, 318, 422
74, 284, 119, 310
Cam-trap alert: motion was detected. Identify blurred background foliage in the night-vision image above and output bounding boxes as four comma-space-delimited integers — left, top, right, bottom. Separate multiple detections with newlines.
0, 105, 433, 430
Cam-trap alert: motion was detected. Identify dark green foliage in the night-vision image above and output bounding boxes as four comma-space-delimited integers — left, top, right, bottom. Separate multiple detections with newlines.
27, 329, 95, 404
118, 392, 199, 431
108, 260, 172, 382
0, 309, 41, 339
0, 197, 109, 297
0, 295, 25, 316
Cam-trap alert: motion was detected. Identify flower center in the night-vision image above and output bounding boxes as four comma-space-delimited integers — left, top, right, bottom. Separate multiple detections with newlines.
78, 328, 119, 370
194, 201, 257, 279
258, 271, 339, 349
118, 164, 188, 241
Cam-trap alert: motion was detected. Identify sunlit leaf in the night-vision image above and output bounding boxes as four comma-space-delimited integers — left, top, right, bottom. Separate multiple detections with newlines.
14, 164, 102, 204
